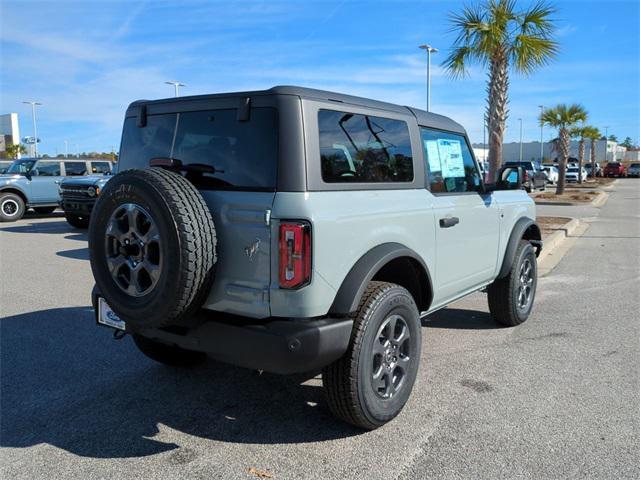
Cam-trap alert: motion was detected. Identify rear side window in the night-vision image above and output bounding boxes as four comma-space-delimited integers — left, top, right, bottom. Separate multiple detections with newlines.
421, 128, 481, 194
64, 162, 87, 176
119, 108, 278, 190
35, 161, 61, 176
318, 109, 414, 183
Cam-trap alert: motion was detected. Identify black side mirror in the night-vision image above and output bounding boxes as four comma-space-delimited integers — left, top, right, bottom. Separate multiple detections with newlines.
491, 166, 523, 191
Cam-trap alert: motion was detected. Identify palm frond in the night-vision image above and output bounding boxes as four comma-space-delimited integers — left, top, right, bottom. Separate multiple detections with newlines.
511, 34, 559, 73
519, 1, 557, 36
442, 46, 476, 78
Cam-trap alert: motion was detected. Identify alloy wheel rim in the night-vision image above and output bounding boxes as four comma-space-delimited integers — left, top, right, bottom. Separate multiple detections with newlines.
371, 314, 411, 399
105, 203, 162, 297
1, 199, 19, 217
517, 258, 534, 310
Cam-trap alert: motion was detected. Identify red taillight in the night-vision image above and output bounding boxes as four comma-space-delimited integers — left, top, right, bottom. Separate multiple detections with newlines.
279, 222, 311, 289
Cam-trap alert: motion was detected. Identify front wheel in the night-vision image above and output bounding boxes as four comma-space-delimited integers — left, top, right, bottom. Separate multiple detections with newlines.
487, 240, 537, 326
0, 192, 26, 222
323, 282, 421, 430
132, 334, 207, 367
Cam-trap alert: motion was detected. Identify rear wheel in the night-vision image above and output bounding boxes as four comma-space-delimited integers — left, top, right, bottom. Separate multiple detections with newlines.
488, 240, 537, 326
65, 213, 90, 229
0, 193, 25, 222
323, 281, 421, 430
34, 206, 57, 214
132, 334, 206, 367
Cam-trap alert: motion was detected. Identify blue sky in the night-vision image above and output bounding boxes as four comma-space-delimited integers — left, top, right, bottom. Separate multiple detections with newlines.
1, 0, 638, 155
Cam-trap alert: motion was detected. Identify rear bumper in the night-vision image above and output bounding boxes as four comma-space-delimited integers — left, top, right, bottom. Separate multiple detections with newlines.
91, 287, 352, 375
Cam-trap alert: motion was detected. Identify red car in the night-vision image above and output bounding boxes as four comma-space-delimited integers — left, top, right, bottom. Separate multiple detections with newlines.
603, 162, 626, 177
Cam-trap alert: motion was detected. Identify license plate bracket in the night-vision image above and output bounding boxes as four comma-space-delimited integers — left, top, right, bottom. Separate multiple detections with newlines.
97, 297, 126, 331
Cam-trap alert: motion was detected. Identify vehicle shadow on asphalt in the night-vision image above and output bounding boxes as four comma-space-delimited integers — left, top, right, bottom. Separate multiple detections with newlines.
422, 307, 502, 330
0, 307, 361, 459
56, 247, 89, 260
0, 220, 74, 235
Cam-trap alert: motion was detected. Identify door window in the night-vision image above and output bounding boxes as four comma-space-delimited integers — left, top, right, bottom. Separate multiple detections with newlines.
64, 162, 87, 176
35, 161, 61, 176
420, 128, 481, 194
318, 109, 414, 183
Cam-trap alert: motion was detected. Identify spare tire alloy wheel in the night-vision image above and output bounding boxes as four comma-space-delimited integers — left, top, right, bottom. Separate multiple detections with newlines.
89, 168, 217, 329
105, 203, 162, 297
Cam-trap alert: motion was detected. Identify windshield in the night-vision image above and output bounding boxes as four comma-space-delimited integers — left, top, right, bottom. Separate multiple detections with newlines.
6, 159, 36, 175
567, 167, 578, 172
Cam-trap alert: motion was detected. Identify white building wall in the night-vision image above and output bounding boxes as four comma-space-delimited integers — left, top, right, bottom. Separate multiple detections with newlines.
495, 139, 617, 164
0, 113, 20, 145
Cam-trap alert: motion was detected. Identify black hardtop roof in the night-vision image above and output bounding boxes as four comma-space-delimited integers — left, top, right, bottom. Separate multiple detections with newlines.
128, 85, 466, 134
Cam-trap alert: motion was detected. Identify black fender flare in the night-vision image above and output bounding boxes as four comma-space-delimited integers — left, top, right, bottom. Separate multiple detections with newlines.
329, 242, 433, 315
0, 186, 28, 204
497, 217, 542, 279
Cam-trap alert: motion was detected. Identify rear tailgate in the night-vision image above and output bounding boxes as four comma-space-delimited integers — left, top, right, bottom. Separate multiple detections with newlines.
200, 191, 275, 318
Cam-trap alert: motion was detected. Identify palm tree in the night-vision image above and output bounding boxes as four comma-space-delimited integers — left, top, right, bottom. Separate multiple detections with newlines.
5, 143, 28, 159
443, 0, 558, 181
582, 126, 601, 178
540, 104, 588, 194
570, 125, 589, 184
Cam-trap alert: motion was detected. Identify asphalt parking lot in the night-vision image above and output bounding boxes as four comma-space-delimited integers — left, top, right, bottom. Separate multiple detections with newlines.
1, 180, 638, 480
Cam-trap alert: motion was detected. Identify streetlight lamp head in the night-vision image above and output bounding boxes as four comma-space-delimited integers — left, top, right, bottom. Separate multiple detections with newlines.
419, 44, 438, 53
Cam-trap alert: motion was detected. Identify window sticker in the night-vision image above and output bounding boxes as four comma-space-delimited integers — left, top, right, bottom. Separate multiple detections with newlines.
424, 139, 441, 172
437, 139, 465, 178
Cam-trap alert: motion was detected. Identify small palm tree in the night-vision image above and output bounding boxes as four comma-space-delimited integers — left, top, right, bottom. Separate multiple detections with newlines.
5, 143, 28, 159
582, 126, 601, 178
570, 125, 589, 184
443, 0, 558, 181
540, 104, 588, 194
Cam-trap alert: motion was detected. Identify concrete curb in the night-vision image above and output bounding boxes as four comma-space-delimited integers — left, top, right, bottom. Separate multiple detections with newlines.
538, 218, 587, 276
591, 191, 609, 207
534, 190, 608, 207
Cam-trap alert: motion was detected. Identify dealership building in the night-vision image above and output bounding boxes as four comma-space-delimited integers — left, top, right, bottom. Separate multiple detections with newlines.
473, 139, 628, 164
0, 113, 21, 158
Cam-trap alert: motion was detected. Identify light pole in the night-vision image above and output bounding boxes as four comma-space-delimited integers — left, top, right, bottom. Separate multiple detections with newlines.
165, 81, 186, 97
518, 118, 523, 162
22, 101, 42, 157
604, 126, 610, 161
538, 105, 544, 163
418, 45, 438, 112
64, 140, 68, 158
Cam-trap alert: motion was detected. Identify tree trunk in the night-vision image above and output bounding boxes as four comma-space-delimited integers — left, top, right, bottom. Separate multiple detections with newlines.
555, 128, 570, 195
486, 54, 509, 182
591, 139, 597, 177
578, 138, 585, 183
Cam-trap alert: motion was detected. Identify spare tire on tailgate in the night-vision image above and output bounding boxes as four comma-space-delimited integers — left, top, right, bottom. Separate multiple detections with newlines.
89, 167, 217, 329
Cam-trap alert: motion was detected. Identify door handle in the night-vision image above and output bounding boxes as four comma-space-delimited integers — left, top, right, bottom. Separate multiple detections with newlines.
439, 216, 460, 228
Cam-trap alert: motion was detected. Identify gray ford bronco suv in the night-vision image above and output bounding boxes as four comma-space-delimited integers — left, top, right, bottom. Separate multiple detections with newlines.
89, 86, 541, 430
